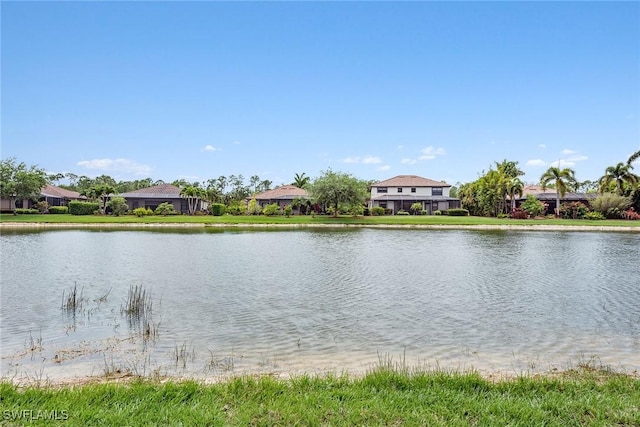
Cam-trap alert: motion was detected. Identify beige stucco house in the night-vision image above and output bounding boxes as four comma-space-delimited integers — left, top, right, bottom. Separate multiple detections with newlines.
369, 175, 460, 214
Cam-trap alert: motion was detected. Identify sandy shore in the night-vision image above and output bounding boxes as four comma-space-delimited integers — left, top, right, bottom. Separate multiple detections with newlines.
1, 222, 639, 232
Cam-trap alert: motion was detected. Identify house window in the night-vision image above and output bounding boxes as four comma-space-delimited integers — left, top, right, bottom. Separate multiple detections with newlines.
397, 188, 403, 193
377, 187, 387, 193
432, 187, 443, 196
380, 202, 387, 208
411, 188, 416, 193
132, 201, 138, 209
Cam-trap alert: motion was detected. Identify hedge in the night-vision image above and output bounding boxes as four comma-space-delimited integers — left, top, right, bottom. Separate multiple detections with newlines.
447, 208, 469, 216
48, 206, 69, 214
69, 201, 100, 215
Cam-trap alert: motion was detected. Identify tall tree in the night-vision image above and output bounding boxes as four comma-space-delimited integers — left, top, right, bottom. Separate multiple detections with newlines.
308, 170, 368, 217
628, 150, 640, 166
540, 166, 577, 216
598, 162, 639, 196
506, 177, 524, 211
81, 184, 115, 214
292, 173, 310, 189
0, 158, 49, 213
180, 186, 205, 215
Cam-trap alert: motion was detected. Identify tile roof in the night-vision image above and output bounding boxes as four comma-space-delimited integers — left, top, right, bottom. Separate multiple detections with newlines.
119, 184, 183, 199
253, 185, 310, 200
517, 185, 596, 201
372, 175, 450, 188
41, 184, 84, 200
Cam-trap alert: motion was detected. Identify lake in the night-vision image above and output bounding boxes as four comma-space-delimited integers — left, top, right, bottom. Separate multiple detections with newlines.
1, 228, 639, 383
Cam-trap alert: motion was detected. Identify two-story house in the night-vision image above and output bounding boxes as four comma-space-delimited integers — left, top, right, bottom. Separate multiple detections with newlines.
369, 175, 460, 214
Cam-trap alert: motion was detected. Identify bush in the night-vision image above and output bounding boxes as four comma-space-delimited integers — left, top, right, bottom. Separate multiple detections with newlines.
447, 208, 469, 216
434, 210, 442, 216
133, 207, 154, 217
210, 203, 226, 216
284, 205, 293, 217
36, 201, 49, 213
371, 207, 385, 216
591, 193, 631, 219
421, 210, 428, 216
15, 208, 39, 214
521, 195, 546, 217
396, 210, 410, 215
263, 203, 281, 216
509, 208, 529, 219
559, 202, 589, 220
48, 206, 69, 214
69, 201, 100, 215
107, 196, 128, 217
247, 198, 261, 215
584, 211, 606, 220
227, 202, 246, 216
155, 202, 178, 216
622, 207, 640, 220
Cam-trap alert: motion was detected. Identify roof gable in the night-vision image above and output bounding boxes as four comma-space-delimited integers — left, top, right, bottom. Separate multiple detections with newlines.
253, 185, 309, 200
119, 184, 182, 198
41, 184, 84, 199
372, 175, 450, 188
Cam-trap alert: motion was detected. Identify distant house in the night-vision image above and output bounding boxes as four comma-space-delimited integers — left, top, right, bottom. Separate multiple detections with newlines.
251, 185, 310, 211
515, 185, 596, 215
369, 175, 461, 214
118, 184, 206, 214
0, 184, 84, 212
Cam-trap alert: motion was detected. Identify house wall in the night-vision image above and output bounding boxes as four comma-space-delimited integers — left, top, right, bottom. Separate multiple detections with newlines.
371, 186, 451, 198
126, 199, 182, 213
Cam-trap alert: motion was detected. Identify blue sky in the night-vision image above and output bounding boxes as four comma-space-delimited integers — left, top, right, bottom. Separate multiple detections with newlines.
2, 2, 639, 187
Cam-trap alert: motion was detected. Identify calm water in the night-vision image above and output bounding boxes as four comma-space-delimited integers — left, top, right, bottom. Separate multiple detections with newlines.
1, 228, 639, 382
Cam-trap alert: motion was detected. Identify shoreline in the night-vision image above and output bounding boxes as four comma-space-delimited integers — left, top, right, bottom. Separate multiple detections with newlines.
1, 221, 639, 232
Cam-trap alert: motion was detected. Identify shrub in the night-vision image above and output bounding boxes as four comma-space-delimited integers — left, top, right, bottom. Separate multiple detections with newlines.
421, 210, 428, 216
284, 205, 293, 217
622, 207, 640, 220
247, 198, 261, 215
227, 202, 246, 216
447, 208, 469, 216
36, 201, 49, 213
591, 193, 631, 219
155, 202, 178, 216
48, 206, 69, 214
107, 196, 128, 216
410, 202, 423, 214
434, 210, 442, 216
133, 207, 150, 217
210, 203, 226, 216
69, 201, 100, 215
509, 208, 528, 219
396, 210, 410, 215
584, 211, 606, 220
371, 207, 386, 216
348, 204, 364, 216
497, 213, 508, 219
15, 208, 39, 214
521, 195, 546, 217
263, 203, 281, 216
559, 202, 588, 219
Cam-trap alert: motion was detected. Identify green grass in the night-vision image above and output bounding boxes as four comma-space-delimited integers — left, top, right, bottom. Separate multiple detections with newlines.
1, 213, 639, 228
1, 367, 639, 426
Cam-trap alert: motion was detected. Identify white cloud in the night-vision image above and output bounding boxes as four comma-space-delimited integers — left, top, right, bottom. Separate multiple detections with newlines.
342, 157, 360, 164
377, 165, 391, 171
538, 144, 546, 149
566, 154, 588, 162
526, 159, 547, 167
362, 156, 382, 165
232, 141, 241, 145
342, 155, 382, 165
77, 158, 152, 175
550, 159, 576, 168
203, 145, 220, 152
418, 146, 445, 161
401, 158, 417, 165
561, 149, 576, 155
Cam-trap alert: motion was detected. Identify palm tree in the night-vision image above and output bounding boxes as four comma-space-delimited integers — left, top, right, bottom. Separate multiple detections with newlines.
628, 150, 640, 165
292, 173, 310, 189
540, 166, 577, 217
180, 186, 205, 215
598, 162, 639, 196
506, 177, 524, 211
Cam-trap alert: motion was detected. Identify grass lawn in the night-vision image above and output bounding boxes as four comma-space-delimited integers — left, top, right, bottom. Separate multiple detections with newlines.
1, 367, 638, 426
1, 213, 639, 228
